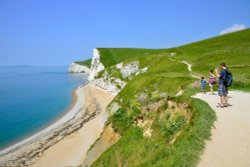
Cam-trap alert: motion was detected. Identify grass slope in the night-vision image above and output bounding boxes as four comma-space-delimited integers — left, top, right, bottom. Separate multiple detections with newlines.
75, 58, 92, 68
89, 29, 249, 167
97, 48, 169, 68
93, 98, 215, 167
176, 28, 250, 90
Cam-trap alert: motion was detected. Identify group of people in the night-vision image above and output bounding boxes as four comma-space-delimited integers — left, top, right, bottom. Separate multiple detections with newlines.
200, 62, 231, 108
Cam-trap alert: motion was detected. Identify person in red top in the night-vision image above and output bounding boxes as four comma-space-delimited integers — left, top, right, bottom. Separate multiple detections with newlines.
208, 70, 216, 95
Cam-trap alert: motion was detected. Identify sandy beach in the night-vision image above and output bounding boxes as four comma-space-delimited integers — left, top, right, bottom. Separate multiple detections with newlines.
193, 91, 250, 167
0, 84, 114, 167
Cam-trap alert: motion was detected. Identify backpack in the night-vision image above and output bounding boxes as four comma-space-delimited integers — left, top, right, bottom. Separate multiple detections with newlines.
209, 77, 217, 85
224, 70, 233, 87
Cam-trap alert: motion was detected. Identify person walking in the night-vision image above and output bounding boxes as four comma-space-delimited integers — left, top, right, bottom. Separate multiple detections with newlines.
215, 62, 228, 107
209, 70, 216, 95
200, 77, 207, 94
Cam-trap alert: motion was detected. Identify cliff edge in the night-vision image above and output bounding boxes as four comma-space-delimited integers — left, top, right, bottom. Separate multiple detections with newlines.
68, 62, 90, 73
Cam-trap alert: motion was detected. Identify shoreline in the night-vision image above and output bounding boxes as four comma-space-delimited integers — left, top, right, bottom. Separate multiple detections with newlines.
30, 84, 114, 167
0, 85, 82, 152
0, 84, 87, 166
0, 83, 115, 167
0, 86, 85, 156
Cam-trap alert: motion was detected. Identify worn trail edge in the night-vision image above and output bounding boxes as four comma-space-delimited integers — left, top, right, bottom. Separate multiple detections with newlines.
193, 91, 250, 167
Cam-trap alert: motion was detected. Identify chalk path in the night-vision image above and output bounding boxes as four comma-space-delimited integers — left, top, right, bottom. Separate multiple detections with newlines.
174, 58, 250, 166
193, 91, 250, 167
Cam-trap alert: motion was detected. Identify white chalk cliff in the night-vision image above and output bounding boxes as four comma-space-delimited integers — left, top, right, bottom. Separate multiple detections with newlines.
88, 49, 105, 80
116, 61, 148, 80
90, 71, 126, 94
88, 48, 148, 95
68, 62, 90, 73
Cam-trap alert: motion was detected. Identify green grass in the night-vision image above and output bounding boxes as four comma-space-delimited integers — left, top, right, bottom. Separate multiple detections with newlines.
175, 28, 250, 90
92, 91, 216, 167
96, 29, 250, 90
87, 29, 250, 167
75, 58, 92, 68
97, 48, 169, 68
90, 57, 203, 167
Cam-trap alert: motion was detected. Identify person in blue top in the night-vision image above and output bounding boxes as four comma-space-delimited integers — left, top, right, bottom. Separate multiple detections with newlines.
215, 62, 228, 108
200, 77, 207, 94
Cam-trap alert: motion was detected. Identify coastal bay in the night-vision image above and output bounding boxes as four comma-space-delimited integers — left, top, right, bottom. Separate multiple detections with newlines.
0, 84, 114, 167
0, 66, 87, 150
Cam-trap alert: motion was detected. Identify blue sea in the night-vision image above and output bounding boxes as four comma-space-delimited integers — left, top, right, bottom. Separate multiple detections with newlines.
0, 66, 87, 150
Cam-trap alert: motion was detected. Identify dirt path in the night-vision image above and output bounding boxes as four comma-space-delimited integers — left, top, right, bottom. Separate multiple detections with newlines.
193, 91, 250, 167
181, 61, 201, 79
173, 58, 250, 166
168, 55, 200, 79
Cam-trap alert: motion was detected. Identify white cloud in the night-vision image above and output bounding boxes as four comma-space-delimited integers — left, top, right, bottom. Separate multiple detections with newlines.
219, 24, 247, 35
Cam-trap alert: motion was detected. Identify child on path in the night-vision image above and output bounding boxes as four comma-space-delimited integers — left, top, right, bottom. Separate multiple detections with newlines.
200, 77, 207, 94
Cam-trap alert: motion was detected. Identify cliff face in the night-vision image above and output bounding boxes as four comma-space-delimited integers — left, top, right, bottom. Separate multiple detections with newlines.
88, 49, 105, 80
88, 48, 147, 95
68, 62, 90, 73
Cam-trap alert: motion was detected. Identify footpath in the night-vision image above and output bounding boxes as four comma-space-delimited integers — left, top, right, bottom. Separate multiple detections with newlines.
193, 91, 250, 167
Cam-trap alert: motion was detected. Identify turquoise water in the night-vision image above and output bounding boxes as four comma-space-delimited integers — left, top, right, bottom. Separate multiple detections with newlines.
0, 66, 87, 150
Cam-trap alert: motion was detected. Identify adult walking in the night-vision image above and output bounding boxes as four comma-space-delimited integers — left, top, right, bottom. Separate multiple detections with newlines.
215, 62, 229, 108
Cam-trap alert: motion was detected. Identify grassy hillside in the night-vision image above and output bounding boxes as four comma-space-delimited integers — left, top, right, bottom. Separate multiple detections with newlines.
176, 28, 250, 90
97, 29, 250, 90
88, 29, 250, 167
97, 48, 169, 68
75, 58, 92, 68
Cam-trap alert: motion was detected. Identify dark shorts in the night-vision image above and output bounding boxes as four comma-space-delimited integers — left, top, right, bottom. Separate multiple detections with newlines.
218, 84, 228, 96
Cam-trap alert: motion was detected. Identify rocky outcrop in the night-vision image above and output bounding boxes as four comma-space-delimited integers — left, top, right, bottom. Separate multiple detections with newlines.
91, 65, 147, 95
87, 49, 148, 95
90, 71, 126, 94
68, 62, 90, 73
116, 61, 148, 79
88, 49, 105, 80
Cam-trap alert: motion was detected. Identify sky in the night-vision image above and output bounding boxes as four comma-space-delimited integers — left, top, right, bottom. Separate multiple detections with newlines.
0, 0, 249, 66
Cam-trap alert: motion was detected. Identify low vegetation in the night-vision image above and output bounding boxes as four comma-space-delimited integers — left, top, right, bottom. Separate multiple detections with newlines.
75, 58, 92, 68
86, 29, 250, 166
176, 28, 250, 91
